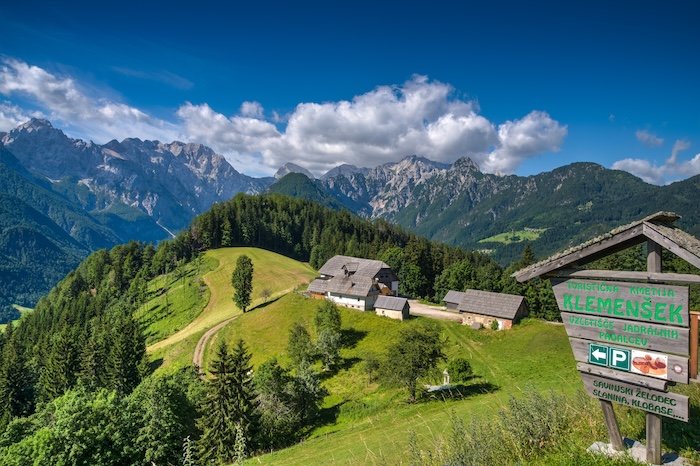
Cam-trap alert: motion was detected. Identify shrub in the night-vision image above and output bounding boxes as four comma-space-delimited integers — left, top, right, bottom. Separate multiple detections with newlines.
446, 358, 472, 383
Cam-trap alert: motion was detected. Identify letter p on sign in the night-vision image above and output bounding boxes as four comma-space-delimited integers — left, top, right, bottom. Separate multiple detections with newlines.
610, 348, 631, 371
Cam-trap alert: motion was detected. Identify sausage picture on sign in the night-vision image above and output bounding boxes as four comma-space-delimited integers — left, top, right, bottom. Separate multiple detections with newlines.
631, 350, 668, 378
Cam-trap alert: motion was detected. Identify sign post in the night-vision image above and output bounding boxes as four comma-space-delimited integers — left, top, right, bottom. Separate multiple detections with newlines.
552, 272, 691, 464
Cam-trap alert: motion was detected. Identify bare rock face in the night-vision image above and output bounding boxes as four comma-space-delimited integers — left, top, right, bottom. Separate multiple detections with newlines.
2, 119, 274, 234
274, 163, 315, 180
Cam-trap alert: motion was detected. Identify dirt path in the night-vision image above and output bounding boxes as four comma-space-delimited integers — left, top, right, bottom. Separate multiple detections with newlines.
408, 299, 462, 322
192, 315, 238, 376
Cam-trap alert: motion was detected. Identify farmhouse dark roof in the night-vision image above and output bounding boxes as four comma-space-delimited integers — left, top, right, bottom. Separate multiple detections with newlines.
307, 275, 375, 297
456, 289, 525, 320
318, 255, 390, 279
443, 290, 466, 305
375, 296, 408, 311
512, 212, 700, 282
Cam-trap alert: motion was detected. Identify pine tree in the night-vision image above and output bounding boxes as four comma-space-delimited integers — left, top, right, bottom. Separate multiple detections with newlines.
229, 339, 257, 450
197, 339, 256, 463
107, 313, 146, 395
39, 328, 77, 400
0, 334, 32, 419
231, 255, 254, 313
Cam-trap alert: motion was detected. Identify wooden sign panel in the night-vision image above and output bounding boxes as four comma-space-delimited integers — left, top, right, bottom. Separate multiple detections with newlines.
562, 312, 690, 356
577, 362, 668, 391
569, 338, 689, 384
580, 372, 689, 422
552, 279, 689, 327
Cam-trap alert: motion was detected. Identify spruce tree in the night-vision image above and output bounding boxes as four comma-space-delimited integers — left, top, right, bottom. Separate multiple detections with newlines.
197, 339, 256, 463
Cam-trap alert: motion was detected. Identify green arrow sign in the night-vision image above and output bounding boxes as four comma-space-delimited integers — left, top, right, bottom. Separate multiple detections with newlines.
589, 343, 609, 366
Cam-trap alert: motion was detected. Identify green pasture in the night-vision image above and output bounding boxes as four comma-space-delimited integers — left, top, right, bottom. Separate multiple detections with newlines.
137, 247, 698, 465
479, 228, 546, 244
146, 247, 317, 371
214, 293, 583, 465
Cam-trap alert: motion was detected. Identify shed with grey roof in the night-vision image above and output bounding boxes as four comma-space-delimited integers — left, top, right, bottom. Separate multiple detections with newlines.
444, 289, 528, 329
374, 296, 410, 320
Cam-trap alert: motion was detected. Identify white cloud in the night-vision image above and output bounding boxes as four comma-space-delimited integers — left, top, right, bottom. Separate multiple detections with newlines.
240, 101, 264, 118
111, 67, 193, 90
483, 111, 568, 173
636, 129, 664, 148
175, 76, 566, 176
612, 140, 698, 185
1, 59, 569, 177
0, 58, 180, 142
0, 101, 43, 131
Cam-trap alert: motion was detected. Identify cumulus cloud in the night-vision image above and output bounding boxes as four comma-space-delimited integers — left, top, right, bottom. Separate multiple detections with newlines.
240, 101, 264, 118
1, 59, 568, 177
482, 111, 567, 173
612, 139, 698, 185
174, 75, 566, 175
0, 58, 180, 142
636, 129, 664, 148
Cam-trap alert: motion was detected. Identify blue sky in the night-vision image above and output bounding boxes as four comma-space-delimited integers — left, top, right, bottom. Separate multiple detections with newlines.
1, 0, 698, 183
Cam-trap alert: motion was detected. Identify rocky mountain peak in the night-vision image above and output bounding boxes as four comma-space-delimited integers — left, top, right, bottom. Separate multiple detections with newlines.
275, 162, 314, 180
321, 164, 370, 181
451, 157, 480, 173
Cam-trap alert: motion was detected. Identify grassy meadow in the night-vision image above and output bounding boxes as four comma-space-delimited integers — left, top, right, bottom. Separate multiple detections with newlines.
137, 247, 699, 465
479, 229, 546, 244
145, 247, 317, 373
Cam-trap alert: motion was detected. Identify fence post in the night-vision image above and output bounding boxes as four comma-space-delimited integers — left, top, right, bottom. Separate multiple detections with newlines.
691, 311, 699, 380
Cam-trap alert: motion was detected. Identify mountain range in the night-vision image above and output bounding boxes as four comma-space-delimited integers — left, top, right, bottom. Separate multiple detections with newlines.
2, 118, 699, 314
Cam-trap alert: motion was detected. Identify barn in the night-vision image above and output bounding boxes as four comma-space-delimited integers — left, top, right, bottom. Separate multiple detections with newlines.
443, 289, 528, 329
306, 255, 399, 310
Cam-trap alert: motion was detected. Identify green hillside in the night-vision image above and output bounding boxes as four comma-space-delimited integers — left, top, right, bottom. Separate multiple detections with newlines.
267, 173, 345, 211
146, 247, 317, 371
139, 247, 697, 465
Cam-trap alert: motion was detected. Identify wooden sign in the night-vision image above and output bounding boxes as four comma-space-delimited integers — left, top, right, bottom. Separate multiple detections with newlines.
552, 279, 689, 327
562, 312, 690, 356
580, 372, 689, 422
569, 338, 689, 384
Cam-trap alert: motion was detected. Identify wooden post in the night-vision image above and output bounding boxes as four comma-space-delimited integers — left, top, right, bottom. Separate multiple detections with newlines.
646, 239, 663, 464
600, 400, 624, 451
691, 312, 699, 380
646, 413, 662, 464
647, 239, 662, 274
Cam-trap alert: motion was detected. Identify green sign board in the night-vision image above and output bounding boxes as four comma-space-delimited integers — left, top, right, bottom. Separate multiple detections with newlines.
587, 343, 630, 371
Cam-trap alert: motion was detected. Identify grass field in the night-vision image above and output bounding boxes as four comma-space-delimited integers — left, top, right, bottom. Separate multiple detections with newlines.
479, 228, 546, 244
138, 247, 699, 465
211, 292, 584, 465
146, 247, 317, 373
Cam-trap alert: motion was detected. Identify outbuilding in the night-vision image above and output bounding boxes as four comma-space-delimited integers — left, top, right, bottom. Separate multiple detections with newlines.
374, 295, 410, 320
444, 289, 528, 329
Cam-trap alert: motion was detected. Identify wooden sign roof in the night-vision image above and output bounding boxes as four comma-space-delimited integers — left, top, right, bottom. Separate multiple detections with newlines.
513, 212, 700, 283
